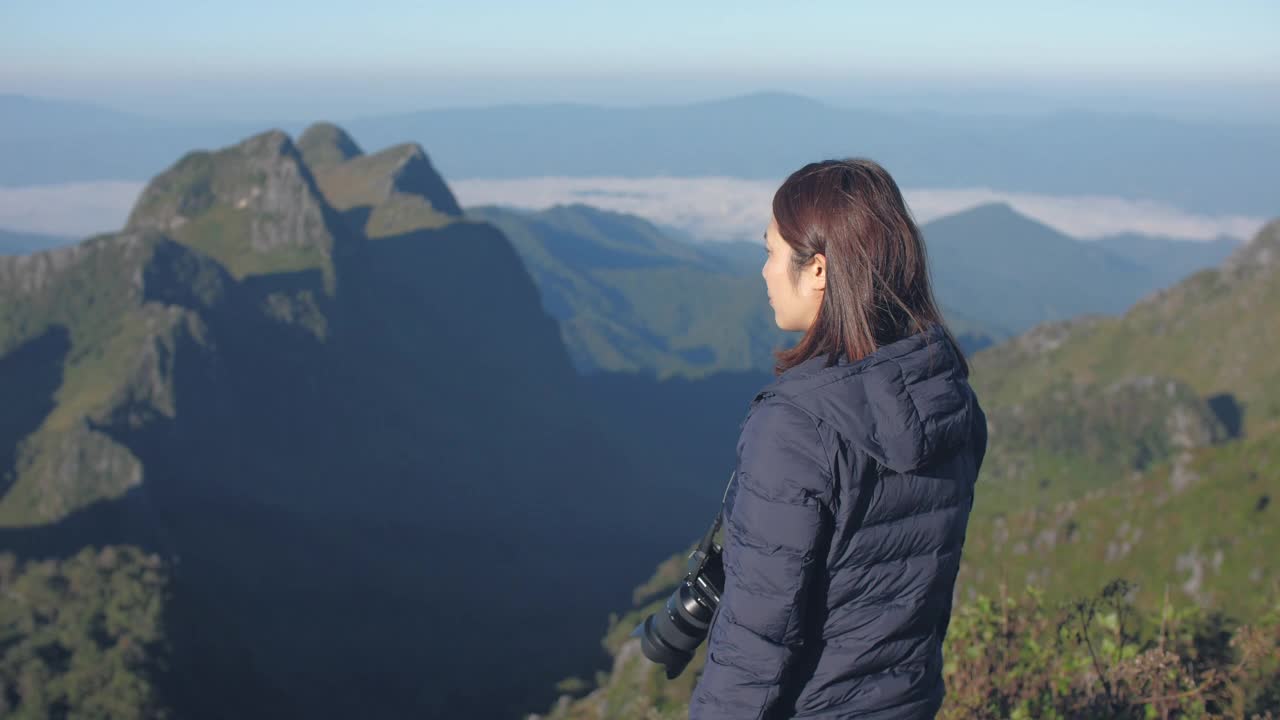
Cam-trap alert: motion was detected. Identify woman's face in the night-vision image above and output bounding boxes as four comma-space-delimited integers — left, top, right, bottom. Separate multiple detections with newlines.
763, 215, 825, 332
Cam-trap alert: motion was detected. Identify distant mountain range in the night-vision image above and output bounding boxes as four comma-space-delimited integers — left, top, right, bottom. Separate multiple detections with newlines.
4, 191, 1237, 379
466, 200, 1237, 377
923, 203, 1241, 338
1094, 232, 1243, 280
468, 203, 795, 378
2, 92, 1275, 215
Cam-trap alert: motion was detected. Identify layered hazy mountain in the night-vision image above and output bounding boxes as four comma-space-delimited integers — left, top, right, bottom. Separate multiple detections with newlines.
1094, 232, 1242, 282
4, 92, 1275, 216
471, 200, 1237, 378
12, 194, 1233, 381
0, 124, 766, 718
922, 202, 1241, 338
2, 181, 1237, 386
527, 219, 1280, 719
348, 92, 1277, 216
469, 203, 794, 378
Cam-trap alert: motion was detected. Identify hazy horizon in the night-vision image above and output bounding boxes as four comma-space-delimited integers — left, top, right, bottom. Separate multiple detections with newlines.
3, 76, 1277, 128
4, 1, 1278, 123
3, 1, 1276, 242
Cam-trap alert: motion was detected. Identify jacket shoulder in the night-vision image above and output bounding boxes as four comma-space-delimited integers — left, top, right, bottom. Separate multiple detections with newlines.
741, 394, 826, 445
737, 396, 833, 490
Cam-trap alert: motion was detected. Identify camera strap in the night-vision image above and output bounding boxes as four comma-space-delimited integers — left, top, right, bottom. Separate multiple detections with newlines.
695, 469, 736, 556
696, 393, 769, 557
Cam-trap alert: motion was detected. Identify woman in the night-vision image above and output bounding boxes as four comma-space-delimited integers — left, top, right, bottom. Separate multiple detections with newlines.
689, 159, 988, 719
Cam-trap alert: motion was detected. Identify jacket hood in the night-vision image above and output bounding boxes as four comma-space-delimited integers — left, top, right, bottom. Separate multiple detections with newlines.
757, 323, 978, 474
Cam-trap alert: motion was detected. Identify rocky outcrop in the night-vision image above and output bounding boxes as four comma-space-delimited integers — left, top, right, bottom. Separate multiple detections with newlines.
125, 130, 350, 284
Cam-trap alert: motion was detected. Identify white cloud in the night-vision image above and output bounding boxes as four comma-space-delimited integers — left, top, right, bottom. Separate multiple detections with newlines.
452, 176, 1267, 243
0, 181, 145, 237
0, 177, 1266, 244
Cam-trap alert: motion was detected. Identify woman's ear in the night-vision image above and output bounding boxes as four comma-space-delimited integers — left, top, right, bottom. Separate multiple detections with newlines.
809, 253, 826, 292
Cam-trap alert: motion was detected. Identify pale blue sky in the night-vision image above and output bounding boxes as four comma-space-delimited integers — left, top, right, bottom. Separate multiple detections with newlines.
3, 1, 1277, 120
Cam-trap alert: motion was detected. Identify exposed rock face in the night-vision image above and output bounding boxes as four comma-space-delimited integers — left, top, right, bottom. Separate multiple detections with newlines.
0, 232, 146, 300
0, 232, 229, 526
125, 130, 349, 284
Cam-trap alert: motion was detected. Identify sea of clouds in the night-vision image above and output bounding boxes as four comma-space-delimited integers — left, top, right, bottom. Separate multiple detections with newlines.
0, 177, 1265, 243
0, 181, 148, 238
451, 177, 1266, 243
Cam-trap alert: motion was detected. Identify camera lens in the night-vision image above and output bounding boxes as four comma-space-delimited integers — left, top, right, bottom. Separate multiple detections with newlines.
632, 475, 731, 680
632, 578, 718, 679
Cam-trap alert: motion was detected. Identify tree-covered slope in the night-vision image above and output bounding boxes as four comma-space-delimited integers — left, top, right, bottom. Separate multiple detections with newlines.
0, 546, 171, 719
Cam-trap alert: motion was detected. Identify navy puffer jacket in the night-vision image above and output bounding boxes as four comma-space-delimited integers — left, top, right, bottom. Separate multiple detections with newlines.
689, 323, 987, 719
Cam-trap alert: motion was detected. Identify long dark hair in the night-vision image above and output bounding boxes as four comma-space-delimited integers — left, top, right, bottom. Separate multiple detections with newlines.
771, 158, 969, 377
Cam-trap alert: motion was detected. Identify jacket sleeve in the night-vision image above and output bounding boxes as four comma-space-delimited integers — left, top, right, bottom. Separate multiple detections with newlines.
689, 398, 833, 720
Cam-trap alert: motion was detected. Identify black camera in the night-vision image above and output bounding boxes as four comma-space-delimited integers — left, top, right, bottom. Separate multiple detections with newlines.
631, 471, 733, 679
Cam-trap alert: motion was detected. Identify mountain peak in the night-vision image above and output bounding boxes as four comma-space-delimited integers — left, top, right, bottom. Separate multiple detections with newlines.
297, 122, 364, 169
377, 143, 460, 214
306, 141, 462, 238
124, 129, 345, 284
950, 201, 1029, 223
925, 202, 1071, 245
233, 128, 297, 163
